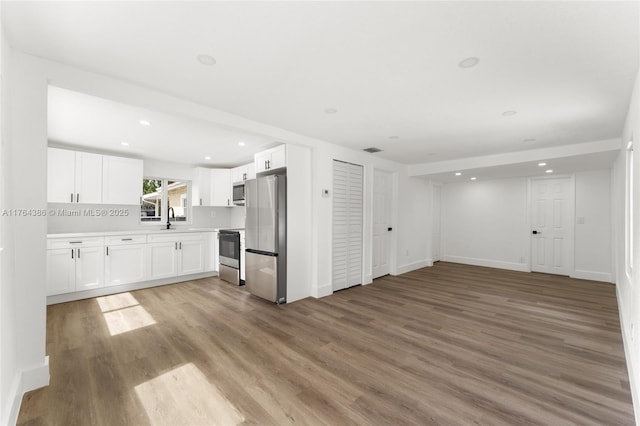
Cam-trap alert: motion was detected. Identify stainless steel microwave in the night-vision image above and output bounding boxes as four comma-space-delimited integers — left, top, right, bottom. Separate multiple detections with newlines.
232, 182, 245, 205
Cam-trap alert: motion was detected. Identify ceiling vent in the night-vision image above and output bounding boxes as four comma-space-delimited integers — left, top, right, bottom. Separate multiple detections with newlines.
363, 147, 382, 153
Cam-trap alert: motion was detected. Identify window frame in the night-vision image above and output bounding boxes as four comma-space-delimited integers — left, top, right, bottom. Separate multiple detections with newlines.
140, 177, 192, 226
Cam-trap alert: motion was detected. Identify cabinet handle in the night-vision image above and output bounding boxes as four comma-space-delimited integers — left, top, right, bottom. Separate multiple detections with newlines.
76, 193, 79, 203
179, 242, 182, 250
71, 249, 74, 259
175, 242, 177, 250
121, 238, 133, 241
200, 198, 203, 206
77, 248, 80, 259
70, 241, 82, 244
264, 160, 268, 169
243, 173, 246, 180
70, 193, 74, 203
106, 246, 109, 256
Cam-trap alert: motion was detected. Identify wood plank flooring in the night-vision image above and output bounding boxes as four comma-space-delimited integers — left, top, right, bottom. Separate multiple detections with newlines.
18, 262, 634, 425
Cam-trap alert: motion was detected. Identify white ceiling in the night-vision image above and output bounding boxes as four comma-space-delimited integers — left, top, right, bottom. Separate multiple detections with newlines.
47, 86, 276, 167
2, 1, 639, 166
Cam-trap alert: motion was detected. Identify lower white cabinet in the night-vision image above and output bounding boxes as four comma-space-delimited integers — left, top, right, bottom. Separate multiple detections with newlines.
47, 231, 209, 300
46, 237, 105, 296
105, 244, 147, 286
148, 242, 180, 279
147, 233, 205, 280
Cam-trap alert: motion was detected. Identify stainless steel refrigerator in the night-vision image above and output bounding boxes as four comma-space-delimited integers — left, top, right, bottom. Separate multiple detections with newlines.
244, 173, 286, 303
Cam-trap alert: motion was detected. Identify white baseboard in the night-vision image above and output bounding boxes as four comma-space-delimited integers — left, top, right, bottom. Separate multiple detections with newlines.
616, 286, 640, 424
571, 269, 614, 283
442, 255, 529, 272
313, 283, 332, 299
393, 259, 432, 276
47, 272, 218, 305
5, 357, 50, 426
363, 274, 373, 285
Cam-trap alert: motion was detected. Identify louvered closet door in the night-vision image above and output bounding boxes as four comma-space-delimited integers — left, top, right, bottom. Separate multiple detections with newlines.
332, 160, 363, 292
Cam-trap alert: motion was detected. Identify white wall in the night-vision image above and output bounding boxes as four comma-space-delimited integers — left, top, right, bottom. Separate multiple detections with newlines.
440, 173, 613, 279
574, 169, 612, 282
441, 178, 529, 271
614, 68, 640, 423
0, 47, 50, 426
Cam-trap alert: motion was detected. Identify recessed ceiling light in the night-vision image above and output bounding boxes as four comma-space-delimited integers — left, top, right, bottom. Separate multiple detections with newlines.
470, 177, 477, 181
538, 162, 547, 166
139, 120, 151, 126
501, 110, 517, 117
545, 169, 553, 174
388, 136, 399, 140
197, 54, 216, 66
120, 142, 129, 147
324, 108, 337, 114
363, 147, 382, 153
204, 156, 211, 160
458, 57, 480, 68
455, 172, 462, 176
238, 141, 246, 147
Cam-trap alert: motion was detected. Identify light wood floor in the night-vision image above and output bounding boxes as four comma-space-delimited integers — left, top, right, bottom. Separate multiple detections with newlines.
18, 262, 634, 425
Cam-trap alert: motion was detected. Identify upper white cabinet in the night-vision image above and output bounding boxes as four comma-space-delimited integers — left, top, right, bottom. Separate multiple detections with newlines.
48, 148, 143, 205
192, 167, 213, 206
48, 148, 102, 203
255, 145, 286, 173
211, 169, 232, 207
102, 155, 143, 205
231, 162, 256, 183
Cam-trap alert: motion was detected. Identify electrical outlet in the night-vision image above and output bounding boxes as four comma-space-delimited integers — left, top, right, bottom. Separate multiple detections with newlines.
210, 211, 216, 218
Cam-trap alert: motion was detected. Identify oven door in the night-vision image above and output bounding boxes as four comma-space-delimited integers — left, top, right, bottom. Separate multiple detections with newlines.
219, 232, 240, 268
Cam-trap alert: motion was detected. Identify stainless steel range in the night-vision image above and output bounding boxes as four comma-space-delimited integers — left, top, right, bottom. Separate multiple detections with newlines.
218, 229, 244, 285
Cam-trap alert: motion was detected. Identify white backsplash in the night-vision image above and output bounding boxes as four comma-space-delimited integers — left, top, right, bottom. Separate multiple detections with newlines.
47, 203, 245, 234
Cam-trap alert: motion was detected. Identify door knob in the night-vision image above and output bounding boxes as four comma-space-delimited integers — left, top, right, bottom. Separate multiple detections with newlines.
532, 230, 540, 235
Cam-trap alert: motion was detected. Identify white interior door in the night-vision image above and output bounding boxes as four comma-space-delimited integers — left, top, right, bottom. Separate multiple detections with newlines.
332, 160, 363, 292
372, 169, 392, 279
432, 185, 442, 262
530, 177, 573, 275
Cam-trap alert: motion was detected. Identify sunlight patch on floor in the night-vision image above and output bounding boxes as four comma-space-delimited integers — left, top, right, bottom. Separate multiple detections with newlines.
97, 293, 157, 336
97, 292, 140, 312
134, 363, 245, 426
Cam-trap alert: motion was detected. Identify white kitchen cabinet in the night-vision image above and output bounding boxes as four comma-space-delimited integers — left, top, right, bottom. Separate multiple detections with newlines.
105, 235, 147, 286
211, 169, 232, 207
254, 145, 286, 173
46, 237, 105, 295
148, 242, 179, 279
147, 233, 206, 279
102, 155, 143, 205
193, 167, 213, 206
231, 163, 256, 183
48, 148, 102, 204
205, 232, 218, 272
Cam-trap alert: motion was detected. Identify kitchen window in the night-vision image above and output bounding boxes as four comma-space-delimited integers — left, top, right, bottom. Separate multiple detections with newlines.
141, 177, 191, 224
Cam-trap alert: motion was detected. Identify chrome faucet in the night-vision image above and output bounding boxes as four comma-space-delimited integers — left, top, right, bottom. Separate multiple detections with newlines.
166, 206, 175, 229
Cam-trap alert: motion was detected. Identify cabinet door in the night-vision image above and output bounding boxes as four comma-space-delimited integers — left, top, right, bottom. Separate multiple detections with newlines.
178, 240, 205, 275
46, 248, 76, 295
47, 148, 76, 203
270, 145, 286, 169
244, 163, 256, 180
254, 152, 270, 173
105, 244, 147, 286
211, 169, 231, 207
192, 167, 212, 206
75, 152, 103, 204
148, 242, 178, 279
230, 166, 243, 184
75, 246, 104, 291
102, 155, 143, 205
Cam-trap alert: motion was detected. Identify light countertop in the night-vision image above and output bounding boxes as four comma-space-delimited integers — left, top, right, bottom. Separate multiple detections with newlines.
47, 227, 221, 238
